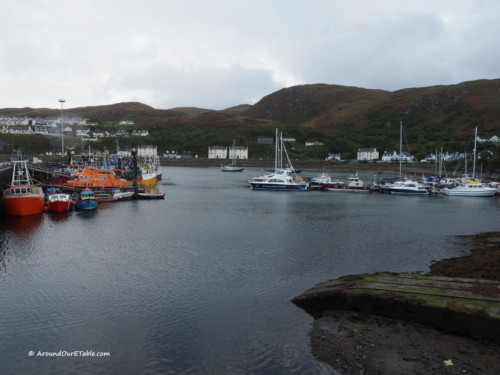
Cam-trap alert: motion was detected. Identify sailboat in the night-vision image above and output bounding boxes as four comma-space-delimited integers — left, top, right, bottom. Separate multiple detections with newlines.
221, 140, 244, 172
441, 127, 497, 197
385, 121, 429, 195
248, 129, 308, 190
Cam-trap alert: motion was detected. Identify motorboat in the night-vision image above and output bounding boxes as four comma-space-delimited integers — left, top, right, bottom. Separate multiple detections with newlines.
249, 129, 308, 191
47, 193, 72, 213
441, 180, 497, 197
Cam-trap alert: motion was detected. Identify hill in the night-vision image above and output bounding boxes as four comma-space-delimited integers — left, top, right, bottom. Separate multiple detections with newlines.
1, 79, 500, 163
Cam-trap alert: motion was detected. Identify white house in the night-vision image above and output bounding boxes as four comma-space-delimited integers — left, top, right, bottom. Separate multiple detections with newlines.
477, 135, 500, 143
117, 150, 132, 157
137, 145, 157, 157
357, 148, 379, 161
131, 130, 149, 137
228, 145, 248, 160
381, 151, 414, 162
34, 125, 48, 135
325, 153, 341, 161
208, 146, 227, 159
305, 141, 325, 147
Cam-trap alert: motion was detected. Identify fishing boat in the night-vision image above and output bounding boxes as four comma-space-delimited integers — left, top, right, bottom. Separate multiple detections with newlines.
64, 167, 130, 189
441, 128, 497, 197
308, 172, 337, 190
2, 159, 45, 216
75, 189, 98, 210
46, 193, 72, 213
221, 140, 244, 172
153, 155, 162, 180
248, 129, 308, 191
321, 173, 371, 192
138, 165, 157, 187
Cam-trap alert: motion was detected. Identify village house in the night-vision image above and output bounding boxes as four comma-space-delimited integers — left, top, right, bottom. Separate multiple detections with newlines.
76, 129, 91, 137
137, 145, 157, 157
477, 135, 500, 143
381, 151, 414, 162
208, 146, 227, 159
164, 150, 181, 159
229, 145, 248, 160
34, 125, 48, 135
131, 130, 149, 137
115, 130, 129, 137
305, 141, 325, 146
357, 148, 379, 161
3, 125, 34, 135
325, 153, 342, 161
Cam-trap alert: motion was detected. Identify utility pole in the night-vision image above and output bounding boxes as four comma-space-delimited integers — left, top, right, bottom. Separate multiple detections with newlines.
58, 99, 65, 162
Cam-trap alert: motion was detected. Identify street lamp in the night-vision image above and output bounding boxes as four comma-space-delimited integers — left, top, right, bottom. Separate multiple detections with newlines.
58, 99, 65, 161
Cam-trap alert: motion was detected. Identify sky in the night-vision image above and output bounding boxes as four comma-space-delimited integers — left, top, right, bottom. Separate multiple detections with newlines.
2, 0, 500, 111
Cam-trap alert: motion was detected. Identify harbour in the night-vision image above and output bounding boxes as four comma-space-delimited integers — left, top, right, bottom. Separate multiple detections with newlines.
1, 166, 500, 374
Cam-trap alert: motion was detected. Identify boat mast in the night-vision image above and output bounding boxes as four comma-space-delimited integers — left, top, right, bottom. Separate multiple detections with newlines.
399, 121, 402, 178
275, 128, 278, 172
280, 132, 284, 169
472, 126, 477, 179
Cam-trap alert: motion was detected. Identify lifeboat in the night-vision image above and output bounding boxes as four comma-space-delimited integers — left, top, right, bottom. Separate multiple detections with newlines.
63, 167, 130, 189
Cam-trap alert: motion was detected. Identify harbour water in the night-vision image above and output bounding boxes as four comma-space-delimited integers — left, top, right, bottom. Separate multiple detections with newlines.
1, 167, 499, 374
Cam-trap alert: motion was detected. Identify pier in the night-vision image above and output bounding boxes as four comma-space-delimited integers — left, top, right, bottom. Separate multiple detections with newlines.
292, 272, 500, 341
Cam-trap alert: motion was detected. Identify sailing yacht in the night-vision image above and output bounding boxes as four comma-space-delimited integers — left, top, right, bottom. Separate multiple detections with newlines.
386, 121, 429, 195
248, 129, 308, 190
442, 127, 497, 197
221, 140, 244, 172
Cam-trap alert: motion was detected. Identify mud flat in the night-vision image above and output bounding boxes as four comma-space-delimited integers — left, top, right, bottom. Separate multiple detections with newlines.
292, 232, 500, 374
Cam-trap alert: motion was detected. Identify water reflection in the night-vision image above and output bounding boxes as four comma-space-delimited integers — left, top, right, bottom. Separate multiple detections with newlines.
3, 214, 43, 234
45, 211, 72, 223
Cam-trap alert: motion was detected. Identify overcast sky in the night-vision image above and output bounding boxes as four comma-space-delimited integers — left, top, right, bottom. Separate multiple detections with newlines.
2, 0, 500, 111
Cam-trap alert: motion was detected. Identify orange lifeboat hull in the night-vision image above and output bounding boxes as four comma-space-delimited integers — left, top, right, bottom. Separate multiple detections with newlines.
64, 167, 130, 189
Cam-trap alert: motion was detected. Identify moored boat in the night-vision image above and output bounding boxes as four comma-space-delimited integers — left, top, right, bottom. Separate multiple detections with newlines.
2, 160, 45, 216
221, 139, 245, 172
387, 179, 429, 195
64, 167, 130, 189
249, 129, 307, 191
75, 189, 98, 210
47, 193, 72, 213
321, 173, 371, 192
441, 180, 497, 197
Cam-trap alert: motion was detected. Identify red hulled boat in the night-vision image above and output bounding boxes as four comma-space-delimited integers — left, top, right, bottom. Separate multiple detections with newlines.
2, 160, 45, 216
46, 193, 72, 213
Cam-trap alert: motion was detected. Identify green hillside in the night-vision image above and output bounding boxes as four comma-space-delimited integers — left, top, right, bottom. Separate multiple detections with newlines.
1, 79, 500, 165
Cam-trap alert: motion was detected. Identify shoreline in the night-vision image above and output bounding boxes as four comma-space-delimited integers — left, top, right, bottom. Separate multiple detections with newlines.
294, 232, 500, 374
160, 159, 500, 180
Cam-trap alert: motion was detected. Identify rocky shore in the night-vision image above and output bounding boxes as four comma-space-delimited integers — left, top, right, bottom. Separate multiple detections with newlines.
295, 232, 500, 375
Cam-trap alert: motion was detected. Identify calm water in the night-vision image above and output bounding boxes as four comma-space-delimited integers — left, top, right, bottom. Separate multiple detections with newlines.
1, 167, 499, 375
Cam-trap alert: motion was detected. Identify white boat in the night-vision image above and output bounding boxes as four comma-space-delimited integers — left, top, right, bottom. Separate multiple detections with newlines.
441, 127, 497, 197
221, 140, 244, 172
442, 180, 497, 197
113, 189, 135, 201
249, 129, 308, 191
321, 173, 371, 192
384, 122, 427, 195
388, 179, 429, 195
